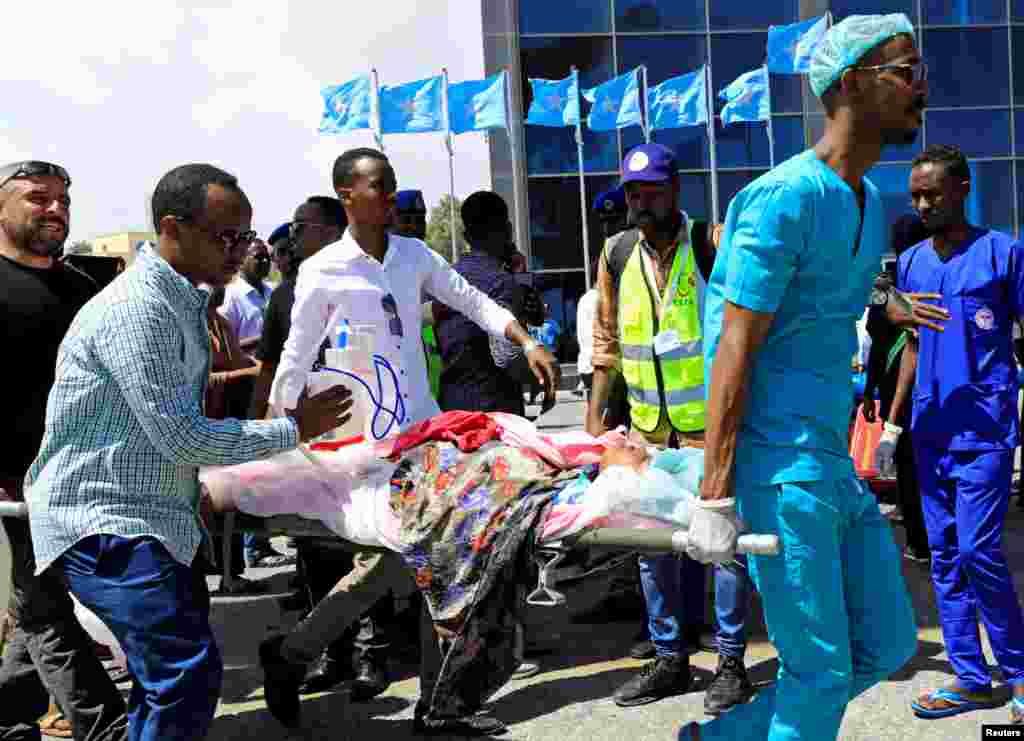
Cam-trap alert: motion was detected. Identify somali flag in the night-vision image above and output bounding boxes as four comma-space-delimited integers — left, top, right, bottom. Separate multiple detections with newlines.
719, 66, 771, 126
582, 68, 642, 132
448, 72, 508, 135
379, 76, 444, 134
647, 67, 707, 131
525, 72, 580, 127
767, 14, 829, 74
319, 76, 372, 133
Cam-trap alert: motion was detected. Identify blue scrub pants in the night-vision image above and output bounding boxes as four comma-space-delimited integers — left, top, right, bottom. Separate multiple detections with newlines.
639, 555, 749, 659
914, 445, 1024, 691
58, 535, 223, 741
696, 476, 917, 741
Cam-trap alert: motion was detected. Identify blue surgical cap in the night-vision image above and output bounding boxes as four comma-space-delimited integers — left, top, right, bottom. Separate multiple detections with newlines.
809, 13, 915, 98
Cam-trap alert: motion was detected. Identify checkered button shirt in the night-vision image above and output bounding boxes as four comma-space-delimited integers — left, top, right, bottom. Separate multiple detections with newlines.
26, 244, 298, 574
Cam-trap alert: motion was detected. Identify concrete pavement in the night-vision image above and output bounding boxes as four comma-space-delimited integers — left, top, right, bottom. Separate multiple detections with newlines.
202, 395, 1024, 741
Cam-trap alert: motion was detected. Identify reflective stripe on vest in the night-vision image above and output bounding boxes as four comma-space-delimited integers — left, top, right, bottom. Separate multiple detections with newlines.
618, 237, 705, 433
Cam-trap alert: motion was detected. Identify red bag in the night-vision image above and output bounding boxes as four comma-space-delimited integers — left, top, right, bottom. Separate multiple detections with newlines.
849, 404, 883, 480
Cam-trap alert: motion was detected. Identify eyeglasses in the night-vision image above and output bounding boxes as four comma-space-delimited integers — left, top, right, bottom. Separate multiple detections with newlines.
0, 161, 71, 190
853, 61, 928, 86
173, 217, 257, 253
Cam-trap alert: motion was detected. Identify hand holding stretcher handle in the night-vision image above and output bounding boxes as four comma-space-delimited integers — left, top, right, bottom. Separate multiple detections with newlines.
672, 531, 780, 556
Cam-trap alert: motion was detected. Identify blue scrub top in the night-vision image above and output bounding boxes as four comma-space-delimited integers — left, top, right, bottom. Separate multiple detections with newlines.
897, 228, 1024, 450
704, 150, 886, 485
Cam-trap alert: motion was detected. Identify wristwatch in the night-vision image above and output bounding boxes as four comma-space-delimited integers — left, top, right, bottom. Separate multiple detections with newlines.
522, 339, 540, 354
869, 287, 890, 307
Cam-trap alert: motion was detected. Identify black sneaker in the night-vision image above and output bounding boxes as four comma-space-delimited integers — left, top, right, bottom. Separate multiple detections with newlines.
299, 652, 351, 694
413, 701, 508, 736
629, 639, 656, 659
259, 635, 307, 728
614, 655, 692, 707
349, 656, 390, 701
703, 655, 753, 715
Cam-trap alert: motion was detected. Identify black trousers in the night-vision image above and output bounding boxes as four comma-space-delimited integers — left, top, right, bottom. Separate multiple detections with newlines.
895, 430, 929, 555
0, 517, 127, 741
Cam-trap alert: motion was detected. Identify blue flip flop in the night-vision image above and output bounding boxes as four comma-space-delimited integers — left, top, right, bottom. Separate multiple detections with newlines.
911, 687, 994, 719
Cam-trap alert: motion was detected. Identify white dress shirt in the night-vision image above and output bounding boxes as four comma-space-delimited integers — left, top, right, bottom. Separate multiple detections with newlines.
271, 230, 517, 429
218, 276, 273, 344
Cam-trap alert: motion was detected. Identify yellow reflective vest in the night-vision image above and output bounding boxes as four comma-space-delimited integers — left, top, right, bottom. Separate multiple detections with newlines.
618, 233, 705, 433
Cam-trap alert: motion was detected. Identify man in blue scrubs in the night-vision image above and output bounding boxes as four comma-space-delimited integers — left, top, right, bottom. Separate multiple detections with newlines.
683, 14, 948, 741
890, 144, 1024, 722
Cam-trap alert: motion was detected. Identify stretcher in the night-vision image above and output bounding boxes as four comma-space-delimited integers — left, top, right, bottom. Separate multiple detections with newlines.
0, 500, 779, 609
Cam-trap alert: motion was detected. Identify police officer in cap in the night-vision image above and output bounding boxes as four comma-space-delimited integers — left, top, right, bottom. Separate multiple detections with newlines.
594, 185, 629, 240
393, 189, 427, 240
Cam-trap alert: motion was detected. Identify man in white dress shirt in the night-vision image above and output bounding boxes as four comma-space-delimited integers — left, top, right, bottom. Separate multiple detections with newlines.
219, 237, 273, 351
262, 148, 559, 736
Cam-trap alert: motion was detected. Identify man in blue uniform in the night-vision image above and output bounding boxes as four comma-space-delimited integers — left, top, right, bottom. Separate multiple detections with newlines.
685, 14, 948, 741
393, 189, 428, 240
889, 144, 1024, 723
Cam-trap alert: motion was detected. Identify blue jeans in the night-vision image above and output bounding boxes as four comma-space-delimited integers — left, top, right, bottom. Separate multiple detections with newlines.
915, 445, 1024, 691
699, 476, 917, 741
58, 535, 223, 741
639, 554, 748, 659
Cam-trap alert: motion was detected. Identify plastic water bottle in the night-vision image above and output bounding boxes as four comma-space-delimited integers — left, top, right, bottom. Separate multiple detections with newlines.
334, 319, 350, 349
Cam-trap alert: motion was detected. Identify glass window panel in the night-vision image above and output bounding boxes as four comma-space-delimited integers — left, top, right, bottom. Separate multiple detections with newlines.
710, 33, 800, 114
771, 115, 807, 162
967, 160, 1015, 235
615, 0, 705, 32
625, 124, 709, 170
867, 164, 915, 234
830, 0, 915, 18
718, 170, 770, 221
536, 271, 587, 361
617, 35, 707, 90
1016, 111, 1024, 155
528, 175, 618, 272
1016, 29, 1024, 106
710, 1, 799, 29
924, 28, 1010, 107
716, 118, 771, 169
520, 0, 612, 35
1017, 162, 1024, 238
922, 0, 1006, 24
1015, 0, 1024, 22
679, 173, 711, 221
521, 36, 617, 175
878, 132, 923, 164
926, 109, 1012, 158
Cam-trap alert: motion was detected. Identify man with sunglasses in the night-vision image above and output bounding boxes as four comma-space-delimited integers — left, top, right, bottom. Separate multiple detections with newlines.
685, 15, 949, 741
24, 164, 353, 741
0, 159, 129, 741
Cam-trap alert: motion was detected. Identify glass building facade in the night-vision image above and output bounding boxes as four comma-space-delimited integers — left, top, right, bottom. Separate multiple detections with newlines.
483, 0, 1024, 354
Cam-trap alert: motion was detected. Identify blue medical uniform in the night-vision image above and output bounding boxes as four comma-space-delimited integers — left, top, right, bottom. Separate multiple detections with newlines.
898, 228, 1024, 692
699, 151, 917, 741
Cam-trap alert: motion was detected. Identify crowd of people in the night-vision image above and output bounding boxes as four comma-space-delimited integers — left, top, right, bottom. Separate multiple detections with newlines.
2, 11, 1024, 741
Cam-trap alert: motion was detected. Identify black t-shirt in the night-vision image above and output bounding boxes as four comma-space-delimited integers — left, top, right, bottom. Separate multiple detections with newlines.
1, 256, 97, 477
256, 278, 296, 365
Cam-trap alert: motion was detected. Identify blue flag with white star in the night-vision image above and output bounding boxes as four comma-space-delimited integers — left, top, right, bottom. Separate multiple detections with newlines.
647, 67, 707, 131
525, 72, 580, 127
582, 68, 642, 132
720, 66, 771, 126
767, 15, 829, 74
448, 72, 508, 135
319, 76, 372, 133
380, 76, 444, 134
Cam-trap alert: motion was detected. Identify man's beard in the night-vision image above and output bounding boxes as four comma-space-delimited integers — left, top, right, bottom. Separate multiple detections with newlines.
6, 220, 66, 257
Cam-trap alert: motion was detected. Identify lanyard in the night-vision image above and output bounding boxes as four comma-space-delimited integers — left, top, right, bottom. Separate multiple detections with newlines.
639, 212, 690, 322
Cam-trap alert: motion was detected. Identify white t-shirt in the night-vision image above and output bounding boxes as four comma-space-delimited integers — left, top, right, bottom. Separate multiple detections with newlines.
576, 288, 598, 375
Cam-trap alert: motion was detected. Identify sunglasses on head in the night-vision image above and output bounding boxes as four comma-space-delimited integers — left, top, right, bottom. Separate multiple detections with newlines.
0, 161, 71, 190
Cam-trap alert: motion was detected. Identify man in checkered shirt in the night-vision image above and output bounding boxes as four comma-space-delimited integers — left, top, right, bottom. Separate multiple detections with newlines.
24, 163, 351, 741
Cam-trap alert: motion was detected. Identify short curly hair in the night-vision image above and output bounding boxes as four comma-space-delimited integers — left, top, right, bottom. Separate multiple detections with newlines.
912, 144, 971, 182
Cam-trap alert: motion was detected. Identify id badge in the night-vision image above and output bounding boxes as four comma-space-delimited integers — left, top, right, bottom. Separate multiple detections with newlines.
653, 329, 683, 357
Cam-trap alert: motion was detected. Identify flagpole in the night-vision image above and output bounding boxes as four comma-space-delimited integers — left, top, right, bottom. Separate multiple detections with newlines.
442, 67, 458, 262
370, 67, 382, 151
764, 65, 776, 168
504, 68, 527, 252
705, 65, 720, 223
641, 65, 651, 144
572, 66, 592, 291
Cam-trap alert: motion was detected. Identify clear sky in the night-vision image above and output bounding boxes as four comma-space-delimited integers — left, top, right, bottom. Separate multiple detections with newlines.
0, 1, 491, 244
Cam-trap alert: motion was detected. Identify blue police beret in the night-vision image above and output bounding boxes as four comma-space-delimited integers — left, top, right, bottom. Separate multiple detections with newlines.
268, 222, 291, 245
592, 186, 626, 215
395, 190, 427, 214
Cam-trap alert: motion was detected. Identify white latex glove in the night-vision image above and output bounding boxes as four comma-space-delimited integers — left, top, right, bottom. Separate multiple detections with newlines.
875, 421, 902, 474
685, 497, 742, 565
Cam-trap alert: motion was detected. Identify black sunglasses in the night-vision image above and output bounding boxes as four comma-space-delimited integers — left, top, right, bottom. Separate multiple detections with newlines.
0, 161, 71, 189
172, 216, 257, 253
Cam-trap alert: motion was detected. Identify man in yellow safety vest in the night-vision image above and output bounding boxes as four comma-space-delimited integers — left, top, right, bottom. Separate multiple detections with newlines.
586, 143, 750, 714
